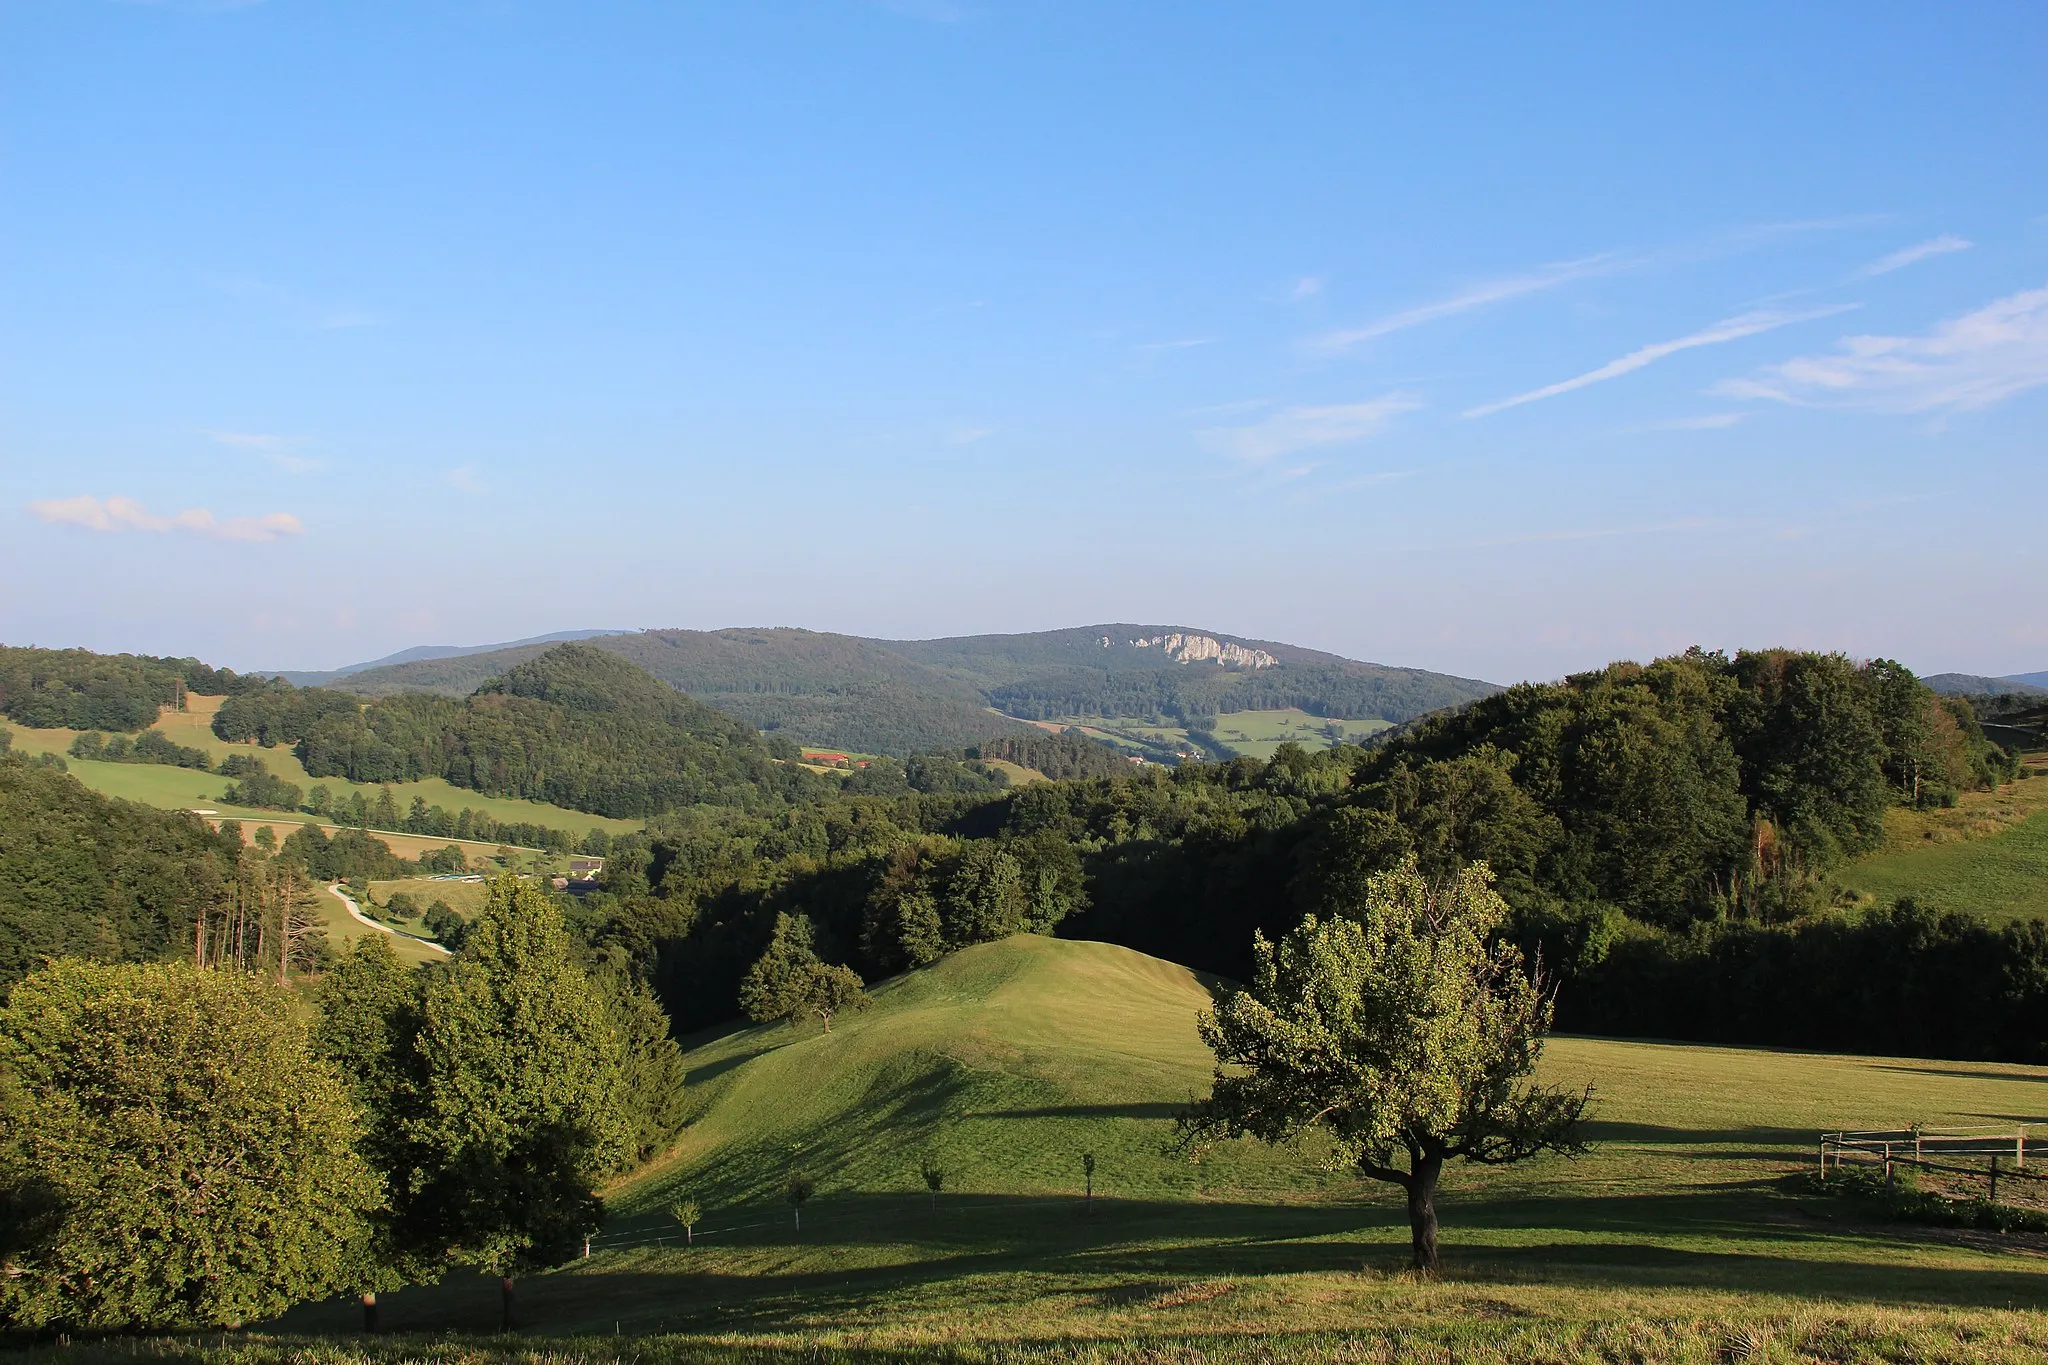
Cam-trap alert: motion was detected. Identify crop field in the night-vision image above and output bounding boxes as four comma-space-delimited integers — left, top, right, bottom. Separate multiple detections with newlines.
1039, 709, 1392, 762
4, 695, 640, 840
1833, 761, 2048, 925
265, 937, 2048, 1356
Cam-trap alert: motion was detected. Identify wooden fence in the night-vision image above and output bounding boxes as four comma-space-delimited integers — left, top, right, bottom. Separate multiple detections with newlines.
1819, 1125, 2038, 1200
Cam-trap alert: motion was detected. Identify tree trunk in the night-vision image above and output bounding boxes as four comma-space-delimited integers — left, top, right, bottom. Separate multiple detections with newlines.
360, 1292, 378, 1333
500, 1276, 514, 1332
1406, 1155, 1443, 1274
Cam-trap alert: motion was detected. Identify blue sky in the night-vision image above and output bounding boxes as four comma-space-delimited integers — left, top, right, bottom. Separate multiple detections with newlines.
3, 1, 2044, 683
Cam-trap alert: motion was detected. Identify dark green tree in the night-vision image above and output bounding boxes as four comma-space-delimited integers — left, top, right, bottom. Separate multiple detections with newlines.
0, 962, 379, 1329
1179, 859, 1589, 1272
405, 876, 630, 1328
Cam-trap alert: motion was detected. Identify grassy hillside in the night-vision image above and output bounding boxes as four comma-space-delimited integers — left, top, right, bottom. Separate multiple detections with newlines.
270, 935, 2048, 1351
1833, 761, 2048, 924
3, 695, 639, 840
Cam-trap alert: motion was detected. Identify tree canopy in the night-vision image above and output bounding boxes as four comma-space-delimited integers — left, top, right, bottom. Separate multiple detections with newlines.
0, 962, 379, 1329
1180, 859, 1588, 1270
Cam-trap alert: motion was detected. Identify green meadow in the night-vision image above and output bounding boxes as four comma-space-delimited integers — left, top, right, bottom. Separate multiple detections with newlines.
1833, 763, 2048, 925
1044, 708, 1392, 761
3, 697, 639, 841
259, 936, 2048, 1357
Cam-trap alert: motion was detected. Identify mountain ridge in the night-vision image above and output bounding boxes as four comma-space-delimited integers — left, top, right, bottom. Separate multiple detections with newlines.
299, 623, 1501, 755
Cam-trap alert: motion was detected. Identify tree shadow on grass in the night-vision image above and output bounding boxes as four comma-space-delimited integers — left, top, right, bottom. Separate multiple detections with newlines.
271, 1185, 2048, 1340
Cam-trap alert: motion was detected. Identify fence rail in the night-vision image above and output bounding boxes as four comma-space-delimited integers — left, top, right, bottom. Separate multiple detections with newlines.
1818, 1125, 2038, 1200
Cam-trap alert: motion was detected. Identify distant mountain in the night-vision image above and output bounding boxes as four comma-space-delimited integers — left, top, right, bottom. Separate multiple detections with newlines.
1923, 672, 2048, 698
325, 624, 1501, 756
270, 629, 630, 686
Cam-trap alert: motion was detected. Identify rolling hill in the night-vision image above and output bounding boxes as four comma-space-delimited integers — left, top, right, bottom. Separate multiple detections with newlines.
1924, 671, 2048, 697
270, 629, 629, 687
278, 934, 2048, 1347
301, 625, 1500, 756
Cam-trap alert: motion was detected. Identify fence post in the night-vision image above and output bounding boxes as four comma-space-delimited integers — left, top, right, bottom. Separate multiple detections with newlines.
1884, 1144, 1894, 1192
1817, 1141, 1826, 1179
2020, 1126, 2028, 1171
1990, 1156, 2000, 1204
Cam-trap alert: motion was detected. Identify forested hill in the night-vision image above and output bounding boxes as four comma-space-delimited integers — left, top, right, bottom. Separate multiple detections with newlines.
217, 644, 833, 819
881, 624, 1499, 725
0, 645, 264, 731
311, 624, 1498, 755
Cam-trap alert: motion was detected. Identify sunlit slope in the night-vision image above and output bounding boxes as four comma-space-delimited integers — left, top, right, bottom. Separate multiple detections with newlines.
618, 936, 1335, 1212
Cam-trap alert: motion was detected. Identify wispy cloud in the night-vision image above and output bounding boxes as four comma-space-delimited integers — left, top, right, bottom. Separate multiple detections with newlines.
1199, 394, 1420, 464
1305, 255, 1617, 355
1465, 305, 1856, 418
1135, 337, 1216, 354
1858, 235, 1973, 277
207, 274, 380, 330
202, 428, 322, 473
877, 0, 970, 19
445, 465, 487, 494
1623, 413, 1748, 433
1288, 276, 1325, 302
945, 426, 994, 445
29, 495, 302, 542
1715, 284, 2048, 414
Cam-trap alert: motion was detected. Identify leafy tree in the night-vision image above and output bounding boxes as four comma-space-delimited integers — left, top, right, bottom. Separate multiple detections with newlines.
1081, 1151, 1096, 1203
1179, 859, 1589, 1272
785, 1172, 814, 1231
668, 1198, 701, 1244
739, 913, 869, 1030
0, 962, 379, 1329
404, 876, 630, 1327
918, 1154, 945, 1212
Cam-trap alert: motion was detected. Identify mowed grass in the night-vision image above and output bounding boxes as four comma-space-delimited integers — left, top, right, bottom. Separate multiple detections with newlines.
1039, 709, 1392, 762
5, 695, 639, 841
1207, 708, 1392, 759
1834, 762, 2048, 925
272, 937, 2048, 1353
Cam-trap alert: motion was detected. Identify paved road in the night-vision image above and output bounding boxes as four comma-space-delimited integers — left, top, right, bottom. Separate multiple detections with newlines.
326, 882, 451, 956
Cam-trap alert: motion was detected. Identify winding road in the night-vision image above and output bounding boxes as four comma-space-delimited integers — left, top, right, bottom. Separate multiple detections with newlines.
326, 882, 451, 956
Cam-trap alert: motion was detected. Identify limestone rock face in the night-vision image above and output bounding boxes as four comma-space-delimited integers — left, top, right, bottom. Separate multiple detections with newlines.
1128, 633, 1278, 669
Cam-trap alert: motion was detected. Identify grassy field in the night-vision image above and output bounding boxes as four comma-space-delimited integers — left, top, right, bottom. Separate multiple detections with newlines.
369, 876, 493, 919
4, 695, 639, 840
265, 936, 2048, 1354
1040, 709, 1392, 762
315, 883, 447, 966
1833, 761, 2048, 925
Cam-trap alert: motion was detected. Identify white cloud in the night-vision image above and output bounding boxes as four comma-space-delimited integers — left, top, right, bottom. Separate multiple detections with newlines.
1625, 413, 1748, 432
1858, 235, 1972, 277
1465, 305, 1856, 418
445, 465, 488, 494
1288, 276, 1325, 302
1199, 395, 1420, 464
1305, 255, 1616, 354
28, 495, 303, 542
945, 426, 994, 445
1715, 284, 2048, 414
202, 428, 321, 473
1135, 337, 1216, 354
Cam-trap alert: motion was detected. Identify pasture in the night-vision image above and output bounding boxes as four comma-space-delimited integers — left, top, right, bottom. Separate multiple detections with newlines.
1833, 761, 2048, 925
1039, 708, 1393, 761
3, 694, 639, 841
263, 937, 2048, 1355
